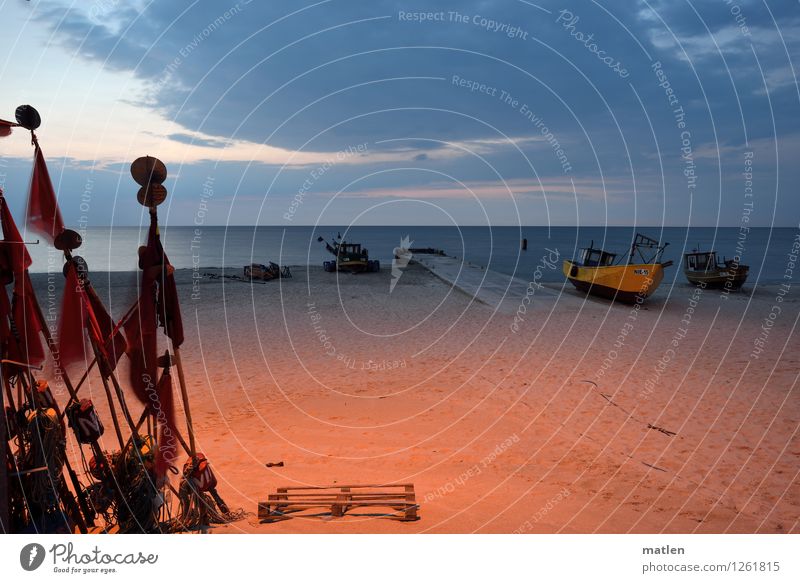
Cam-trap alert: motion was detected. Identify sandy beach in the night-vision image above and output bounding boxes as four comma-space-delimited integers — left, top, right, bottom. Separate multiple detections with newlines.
28, 261, 798, 534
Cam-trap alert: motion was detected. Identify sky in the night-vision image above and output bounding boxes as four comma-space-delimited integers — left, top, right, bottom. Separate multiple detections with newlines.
0, 0, 798, 228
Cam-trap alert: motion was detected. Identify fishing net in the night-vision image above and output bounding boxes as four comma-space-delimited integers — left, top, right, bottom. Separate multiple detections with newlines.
20, 407, 67, 530
113, 438, 162, 533
165, 474, 247, 532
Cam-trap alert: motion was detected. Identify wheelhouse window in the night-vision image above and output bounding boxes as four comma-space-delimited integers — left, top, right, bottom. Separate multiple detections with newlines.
686, 253, 716, 271
580, 249, 616, 267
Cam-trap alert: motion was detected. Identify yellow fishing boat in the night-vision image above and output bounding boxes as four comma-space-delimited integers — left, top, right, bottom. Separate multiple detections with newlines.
563, 233, 673, 302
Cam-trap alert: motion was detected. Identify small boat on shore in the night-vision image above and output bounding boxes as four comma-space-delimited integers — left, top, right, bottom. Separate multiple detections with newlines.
563, 233, 673, 302
243, 262, 291, 281
683, 250, 748, 289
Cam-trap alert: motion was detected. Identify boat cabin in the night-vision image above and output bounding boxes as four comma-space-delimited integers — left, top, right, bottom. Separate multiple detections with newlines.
338, 242, 366, 257
578, 245, 617, 267
684, 251, 720, 272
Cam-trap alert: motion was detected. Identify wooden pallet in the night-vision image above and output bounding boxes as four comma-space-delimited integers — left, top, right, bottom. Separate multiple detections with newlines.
258, 483, 418, 523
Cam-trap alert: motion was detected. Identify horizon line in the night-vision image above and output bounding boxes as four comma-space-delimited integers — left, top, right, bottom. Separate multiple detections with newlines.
76, 223, 795, 229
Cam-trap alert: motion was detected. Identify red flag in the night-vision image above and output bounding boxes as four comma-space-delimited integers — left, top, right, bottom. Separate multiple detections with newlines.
0, 196, 32, 273
57, 263, 89, 371
154, 368, 178, 477
161, 266, 184, 348
0, 195, 14, 347
0, 284, 14, 382
10, 272, 45, 366
123, 300, 158, 406
85, 286, 127, 373
0, 118, 13, 138
0, 285, 11, 351
27, 145, 65, 245
141, 214, 183, 347
121, 214, 183, 477
124, 302, 182, 478
122, 213, 186, 474
0, 196, 44, 366
122, 220, 164, 403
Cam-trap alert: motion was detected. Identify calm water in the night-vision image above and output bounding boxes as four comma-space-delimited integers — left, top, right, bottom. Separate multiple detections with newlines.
25, 226, 799, 285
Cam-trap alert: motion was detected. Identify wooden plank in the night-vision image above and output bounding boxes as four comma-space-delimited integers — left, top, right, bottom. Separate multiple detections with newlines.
268, 493, 409, 500
266, 498, 413, 503
331, 488, 348, 517
267, 500, 413, 508
276, 483, 413, 491
263, 501, 416, 508
404, 484, 418, 521
267, 492, 411, 498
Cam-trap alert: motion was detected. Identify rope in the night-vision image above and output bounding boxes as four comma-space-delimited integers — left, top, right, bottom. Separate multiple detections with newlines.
165, 477, 247, 532
20, 408, 66, 529
113, 444, 161, 533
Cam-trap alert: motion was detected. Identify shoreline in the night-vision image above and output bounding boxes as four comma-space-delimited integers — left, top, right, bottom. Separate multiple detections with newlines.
26, 266, 800, 286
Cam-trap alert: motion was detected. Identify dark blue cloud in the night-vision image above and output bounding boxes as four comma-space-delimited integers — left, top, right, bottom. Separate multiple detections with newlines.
19, 0, 800, 226
167, 132, 228, 147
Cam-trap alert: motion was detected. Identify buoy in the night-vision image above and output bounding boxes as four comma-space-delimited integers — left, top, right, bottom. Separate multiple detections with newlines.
66, 399, 105, 444
184, 453, 217, 492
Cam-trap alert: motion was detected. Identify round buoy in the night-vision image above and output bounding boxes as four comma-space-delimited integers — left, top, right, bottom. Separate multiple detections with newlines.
15, 105, 41, 131
130, 156, 167, 186
137, 183, 168, 207
54, 228, 82, 251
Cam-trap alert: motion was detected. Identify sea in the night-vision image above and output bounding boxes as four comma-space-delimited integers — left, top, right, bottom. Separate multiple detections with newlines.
25, 226, 799, 286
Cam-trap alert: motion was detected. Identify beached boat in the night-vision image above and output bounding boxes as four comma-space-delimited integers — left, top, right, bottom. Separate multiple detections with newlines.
318, 234, 380, 273
563, 233, 673, 302
243, 262, 291, 281
683, 250, 748, 289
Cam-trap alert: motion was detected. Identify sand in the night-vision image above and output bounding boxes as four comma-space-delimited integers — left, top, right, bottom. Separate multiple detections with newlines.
30, 261, 799, 533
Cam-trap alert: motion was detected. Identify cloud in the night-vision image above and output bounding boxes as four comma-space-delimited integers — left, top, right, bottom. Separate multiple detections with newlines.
333, 177, 633, 202
0, 0, 794, 226
168, 132, 231, 148
754, 64, 799, 96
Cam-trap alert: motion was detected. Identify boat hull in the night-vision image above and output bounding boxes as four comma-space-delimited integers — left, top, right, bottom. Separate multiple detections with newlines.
563, 260, 665, 303
684, 266, 748, 289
